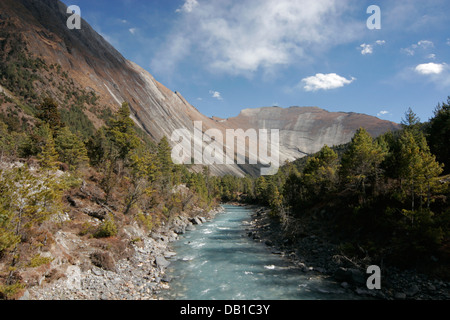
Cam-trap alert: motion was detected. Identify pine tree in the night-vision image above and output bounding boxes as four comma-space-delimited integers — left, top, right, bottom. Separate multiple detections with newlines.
0, 165, 63, 283
106, 102, 140, 160
55, 126, 89, 170
37, 125, 59, 170
123, 150, 155, 215
397, 130, 443, 216
156, 136, 174, 192
427, 98, 450, 174
339, 128, 386, 202
36, 97, 63, 131
302, 145, 338, 199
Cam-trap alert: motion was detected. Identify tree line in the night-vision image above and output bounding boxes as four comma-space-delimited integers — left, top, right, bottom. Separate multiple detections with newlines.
0, 97, 226, 298
218, 100, 450, 271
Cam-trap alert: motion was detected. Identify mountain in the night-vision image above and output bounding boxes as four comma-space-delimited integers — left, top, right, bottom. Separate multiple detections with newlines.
0, 0, 400, 177
223, 106, 400, 162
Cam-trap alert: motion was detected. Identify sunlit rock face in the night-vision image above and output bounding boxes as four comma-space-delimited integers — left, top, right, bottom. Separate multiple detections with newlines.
0, 0, 399, 177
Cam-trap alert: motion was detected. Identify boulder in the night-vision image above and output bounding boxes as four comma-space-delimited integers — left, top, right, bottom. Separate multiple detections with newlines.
190, 217, 203, 225
155, 256, 170, 269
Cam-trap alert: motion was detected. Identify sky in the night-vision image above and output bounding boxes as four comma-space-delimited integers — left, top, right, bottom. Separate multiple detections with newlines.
62, 0, 450, 124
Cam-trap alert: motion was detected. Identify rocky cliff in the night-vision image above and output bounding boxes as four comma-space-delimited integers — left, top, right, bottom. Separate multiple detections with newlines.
0, 0, 400, 177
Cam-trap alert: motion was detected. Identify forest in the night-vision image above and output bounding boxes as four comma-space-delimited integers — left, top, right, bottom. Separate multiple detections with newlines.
0, 30, 449, 296
221, 102, 450, 276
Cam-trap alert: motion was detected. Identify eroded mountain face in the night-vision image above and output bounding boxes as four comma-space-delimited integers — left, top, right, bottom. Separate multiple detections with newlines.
0, 0, 399, 176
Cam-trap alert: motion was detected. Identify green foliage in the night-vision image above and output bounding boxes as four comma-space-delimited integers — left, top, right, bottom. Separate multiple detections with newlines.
28, 254, 53, 268
105, 102, 140, 160
36, 97, 63, 131
60, 104, 95, 140
0, 164, 64, 271
54, 126, 89, 170
339, 128, 386, 200
94, 214, 118, 238
0, 282, 25, 300
427, 97, 450, 174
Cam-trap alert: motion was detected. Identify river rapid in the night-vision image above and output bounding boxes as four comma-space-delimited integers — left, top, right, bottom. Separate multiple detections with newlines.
163, 205, 361, 300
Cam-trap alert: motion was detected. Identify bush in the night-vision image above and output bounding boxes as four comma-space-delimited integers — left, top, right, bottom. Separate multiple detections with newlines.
28, 254, 53, 268
90, 251, 116, 271
94, 214, 117, 238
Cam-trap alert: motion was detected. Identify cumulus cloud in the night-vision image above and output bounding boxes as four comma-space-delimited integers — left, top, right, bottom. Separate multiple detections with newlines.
360, 44, 373, 55
152, 0, 361, 77
209, 90, 223, 100
415, 62, 446, 75
359, 40, 385, 55
301, 73, 355, 92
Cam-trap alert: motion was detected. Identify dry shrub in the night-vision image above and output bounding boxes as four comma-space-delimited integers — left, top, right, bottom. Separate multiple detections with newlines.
90, 251, 116, 272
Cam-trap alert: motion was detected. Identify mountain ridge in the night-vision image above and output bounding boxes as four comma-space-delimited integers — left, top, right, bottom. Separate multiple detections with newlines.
0, 0, 400, 176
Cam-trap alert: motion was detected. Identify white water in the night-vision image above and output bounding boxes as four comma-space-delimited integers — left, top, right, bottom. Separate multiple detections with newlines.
164, 205, 360, 300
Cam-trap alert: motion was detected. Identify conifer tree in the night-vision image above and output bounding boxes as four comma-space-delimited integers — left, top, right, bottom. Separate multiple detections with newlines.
36, 97, 63, 132
55, 126, 89, 170
339, 128, 386, 201
37, 125, 59, 170
427, 98, 450, 174
106, 102, 140, 161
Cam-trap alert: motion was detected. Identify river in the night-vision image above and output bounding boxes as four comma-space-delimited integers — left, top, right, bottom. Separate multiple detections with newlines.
163, 204, 361, 300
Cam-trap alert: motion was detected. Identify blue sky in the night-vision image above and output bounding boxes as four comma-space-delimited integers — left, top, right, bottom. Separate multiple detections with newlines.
62, 0, 450, 124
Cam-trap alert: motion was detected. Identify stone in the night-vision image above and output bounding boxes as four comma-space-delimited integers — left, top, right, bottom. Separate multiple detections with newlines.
405, 284, 420, 297
18, 290, 30, 300
164, 251, 177, 259
92, 267, 103, 276
155, 256, 171, 269
186, 224, 196, 231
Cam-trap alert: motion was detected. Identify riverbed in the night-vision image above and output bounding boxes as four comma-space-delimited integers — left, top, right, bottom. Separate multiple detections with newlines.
163, 205, 361, 300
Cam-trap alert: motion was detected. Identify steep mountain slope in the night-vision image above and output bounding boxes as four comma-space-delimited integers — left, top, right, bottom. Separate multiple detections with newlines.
224, 106, 400, 162
0, 0, 400, 177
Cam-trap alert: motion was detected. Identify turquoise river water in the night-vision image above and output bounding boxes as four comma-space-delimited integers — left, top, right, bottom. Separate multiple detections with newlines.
163, 204, 361, 300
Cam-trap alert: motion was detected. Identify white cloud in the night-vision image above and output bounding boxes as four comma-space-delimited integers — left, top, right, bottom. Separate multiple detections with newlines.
415, 63, 446, 75
129, 28, 137, 35
152, 0, 361, 77
176, 0, 199, 13
377, 110, 390, 117
360, 44, 373, 55
427, 53, 436, 60
359, 40, 385, 55
447, 38, 450, 46
301, 73, 355, 92
417, 40, 434, 48
402, 40, 434, 56
209, 90, 223, 100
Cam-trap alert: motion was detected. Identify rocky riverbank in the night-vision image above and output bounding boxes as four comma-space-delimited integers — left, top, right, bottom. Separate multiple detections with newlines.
246, 205, 450, 300
25, 206, 224, 300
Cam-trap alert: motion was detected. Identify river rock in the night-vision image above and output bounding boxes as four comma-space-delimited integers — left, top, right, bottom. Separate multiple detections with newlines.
405, 284, 420, 297
190, 217, 203, 225
394, 292, 407, 300
186, 224, 196, 231
155, 256, 171, 269
164, 251, 177, 259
